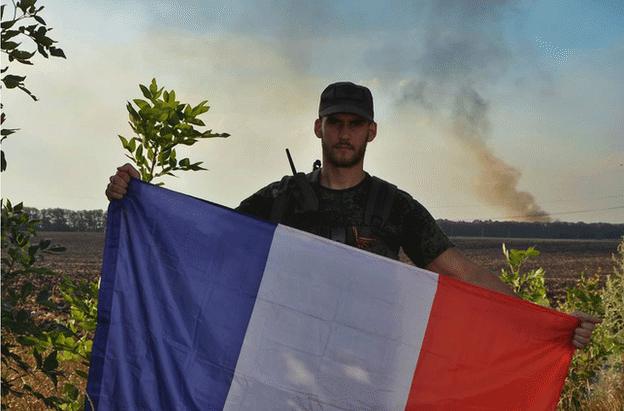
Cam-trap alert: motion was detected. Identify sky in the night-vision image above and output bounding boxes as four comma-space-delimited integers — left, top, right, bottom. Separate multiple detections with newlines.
2, 0, 623, 223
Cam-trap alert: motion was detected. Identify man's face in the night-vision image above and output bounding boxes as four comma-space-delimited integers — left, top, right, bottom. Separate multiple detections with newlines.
315, 113, 377, 168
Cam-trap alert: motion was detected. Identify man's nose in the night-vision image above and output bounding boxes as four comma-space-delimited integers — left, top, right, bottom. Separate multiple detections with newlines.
337, 125, 351, 139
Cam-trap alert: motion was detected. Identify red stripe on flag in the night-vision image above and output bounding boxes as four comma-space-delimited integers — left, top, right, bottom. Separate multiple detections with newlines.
406, 275, 577, 410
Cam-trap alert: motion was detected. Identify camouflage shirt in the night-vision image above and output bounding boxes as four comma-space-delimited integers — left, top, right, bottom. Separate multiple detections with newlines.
236, 173, 454, 268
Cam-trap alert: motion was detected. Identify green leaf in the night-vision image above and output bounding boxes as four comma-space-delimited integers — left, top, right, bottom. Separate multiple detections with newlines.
43, 350, 59, 372
190, 162, 206, 171
48, 46, 66, 58
139, 84, 151, 100
2, 74, 26, 89
37, 43, 48, 58
187, 118, 205, 126
1, 20, 16, 30
1, 41, 19, 50
16, 336, 38, 346
2, 30, 19, 41
132, 99, 150, 111
149, 78, 158, 95
33, 15, 46, 25
183, 104, 192, 117
127, 102, 141, 123
19, 0, 36, 12
63, 383, 79, 401
10, 49, 36, 60
191, 100, 209, 116
1, 128, 17, 136
118, 135, 129, 149
202, 130, 229, 138
135, 145, 143, 161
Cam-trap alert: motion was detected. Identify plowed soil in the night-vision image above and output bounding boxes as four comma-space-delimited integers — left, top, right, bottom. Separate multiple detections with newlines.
41, 232, 621, 302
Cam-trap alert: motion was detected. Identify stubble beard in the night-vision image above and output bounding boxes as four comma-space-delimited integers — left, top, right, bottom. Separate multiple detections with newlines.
321, 135, 368, 168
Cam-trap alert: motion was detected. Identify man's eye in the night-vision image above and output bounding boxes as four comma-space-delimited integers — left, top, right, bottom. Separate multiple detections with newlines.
351, 121, 365, 127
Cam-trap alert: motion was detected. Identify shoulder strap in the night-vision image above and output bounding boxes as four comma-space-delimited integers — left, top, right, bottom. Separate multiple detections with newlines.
269, 171, 321, 223
269, 176, 292, 223
364, 176, 397, 230
307, 168, 321, 184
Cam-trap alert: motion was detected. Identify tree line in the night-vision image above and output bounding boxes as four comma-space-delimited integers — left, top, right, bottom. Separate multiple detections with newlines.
25, 207, 107, 232
438, 219, 624, 240
24, 207, 623, 239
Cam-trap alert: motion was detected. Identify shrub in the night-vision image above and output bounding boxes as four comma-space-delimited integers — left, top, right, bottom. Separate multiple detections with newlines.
500, 243, 550, 306
499, 239, 624, 411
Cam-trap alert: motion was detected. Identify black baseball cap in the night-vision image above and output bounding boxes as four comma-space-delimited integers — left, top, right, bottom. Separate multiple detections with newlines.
318, 82, 374, 121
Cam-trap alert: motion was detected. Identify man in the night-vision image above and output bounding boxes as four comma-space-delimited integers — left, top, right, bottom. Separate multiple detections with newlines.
106, 81, 598, 348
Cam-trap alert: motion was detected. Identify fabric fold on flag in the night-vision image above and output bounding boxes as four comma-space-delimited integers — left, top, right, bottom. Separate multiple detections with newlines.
87, 180, 577, 410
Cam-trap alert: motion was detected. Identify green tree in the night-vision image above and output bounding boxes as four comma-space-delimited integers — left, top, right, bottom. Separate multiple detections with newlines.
1, 1, 72, 408
1, 0, 66, 171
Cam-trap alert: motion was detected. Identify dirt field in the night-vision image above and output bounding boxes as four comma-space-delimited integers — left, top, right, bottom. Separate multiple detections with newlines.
442, 237, 620, 300
39, 232, 621, 301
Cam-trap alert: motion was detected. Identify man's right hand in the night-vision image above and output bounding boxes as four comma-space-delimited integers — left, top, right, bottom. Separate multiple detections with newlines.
106, 163, 140, 201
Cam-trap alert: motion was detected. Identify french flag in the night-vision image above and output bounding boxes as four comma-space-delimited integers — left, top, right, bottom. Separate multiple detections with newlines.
87, 180, 577, 410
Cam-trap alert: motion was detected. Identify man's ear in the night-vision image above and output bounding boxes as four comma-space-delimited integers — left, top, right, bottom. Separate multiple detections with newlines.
314, 118, 323, 139
367, 121, 377, 142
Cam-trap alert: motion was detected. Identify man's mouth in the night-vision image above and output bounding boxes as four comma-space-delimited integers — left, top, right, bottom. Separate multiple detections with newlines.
335, 145, 353, 150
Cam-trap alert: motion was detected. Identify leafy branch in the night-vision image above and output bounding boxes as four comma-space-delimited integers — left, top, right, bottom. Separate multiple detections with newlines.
499, 243, 550, 306
1, 0, 66, 171
1, 0, 66, 100
119, 78, 229, 184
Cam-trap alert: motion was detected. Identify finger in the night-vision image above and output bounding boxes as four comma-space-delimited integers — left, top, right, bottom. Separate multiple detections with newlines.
110, 174, 129, 187
117, 163, 140, 179
106, 184, 127, 198
574, 328, 592, 338
580, 322, 596, 331
571, 312, 602, 323
108, 184, 127, 195
572, 340, 585, 349
107, 191, 123, 200
106, 187, 123, 200
115, 170, 131, 184
573, 335, 590, 347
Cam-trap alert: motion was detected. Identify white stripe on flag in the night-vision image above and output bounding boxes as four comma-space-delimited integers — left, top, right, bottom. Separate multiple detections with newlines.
224, 225, 439, 410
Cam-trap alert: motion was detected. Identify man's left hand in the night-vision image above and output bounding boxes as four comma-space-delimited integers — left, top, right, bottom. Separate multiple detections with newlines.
571, 311, 601, 349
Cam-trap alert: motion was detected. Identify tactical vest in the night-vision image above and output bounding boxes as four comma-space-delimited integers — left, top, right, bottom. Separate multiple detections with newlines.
269, 169, 400, 260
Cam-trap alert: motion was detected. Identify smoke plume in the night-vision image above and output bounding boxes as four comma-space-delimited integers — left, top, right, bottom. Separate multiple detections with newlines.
398, 0, 551, 221
453, 87, 550, 221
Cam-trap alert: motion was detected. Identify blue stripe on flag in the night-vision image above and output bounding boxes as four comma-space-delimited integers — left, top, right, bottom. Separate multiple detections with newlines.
87, 180, 276, 410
